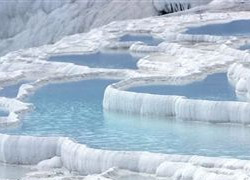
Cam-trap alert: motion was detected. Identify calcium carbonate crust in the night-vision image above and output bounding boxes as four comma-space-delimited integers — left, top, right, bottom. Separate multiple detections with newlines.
1, 134, 250, 179
103, 76, 250, 124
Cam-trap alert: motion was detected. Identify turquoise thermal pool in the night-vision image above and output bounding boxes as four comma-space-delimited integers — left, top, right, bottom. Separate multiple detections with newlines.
49, 52, 139, 69
1, 78, 250, 159
186, 19, 250, 36
128, 73, 237, 101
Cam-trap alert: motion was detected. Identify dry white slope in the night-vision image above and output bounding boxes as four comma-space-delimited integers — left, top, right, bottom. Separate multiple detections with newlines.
0, 0, 214, 56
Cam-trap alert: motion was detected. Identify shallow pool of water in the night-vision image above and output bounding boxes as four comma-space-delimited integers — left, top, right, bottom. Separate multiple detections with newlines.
49, 52, 138, 69
1, 78, 250, 159
0, 81, 27, 98
128, 73, 236, 101
239, 43, 250, 50
186, 19, 250, 36
120, 34, 162, 46
0, 109, 9, 117
0, 163, 31, 179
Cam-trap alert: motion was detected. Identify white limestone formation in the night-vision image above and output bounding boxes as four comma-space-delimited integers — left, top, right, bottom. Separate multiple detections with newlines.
0, 2, 250, 179
103, 79, 250, 124
0, 134, 65, 165
0, 0, 156, 56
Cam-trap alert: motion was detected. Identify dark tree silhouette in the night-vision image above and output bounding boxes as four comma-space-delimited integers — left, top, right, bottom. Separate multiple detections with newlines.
157, 2, 192, 15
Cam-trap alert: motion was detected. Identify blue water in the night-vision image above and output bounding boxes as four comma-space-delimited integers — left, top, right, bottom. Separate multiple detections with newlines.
49, 52, 138, 69
120, 34, 162, 46
1, 79, 250, 159
240, 44, 250, 50
186, 20, 250, 36
0, 109, 9, 117
0, 81, 27, 98
128, 73, 237, 101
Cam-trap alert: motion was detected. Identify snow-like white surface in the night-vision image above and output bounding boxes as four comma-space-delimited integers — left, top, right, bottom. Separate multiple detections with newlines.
0, 0, 234, 57
0, 0, 157, 56
0, 97, 32, 127
228, 63, 250, 101
36, 157, 62, 171
6, 136, 249, 179
42, 138, 250, 179
0, 134, 64, 165
20, 167, 168, 180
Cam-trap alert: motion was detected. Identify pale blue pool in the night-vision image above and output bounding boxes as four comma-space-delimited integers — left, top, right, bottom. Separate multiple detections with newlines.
240, 44, 250, 50
128, 73, 237, 101
186, 20, 250, 36
120, 34, 163, 46
49, 52, 138, 69
0, 81, 27, 98
1, 78, 250, 159
0, 109, 8, 117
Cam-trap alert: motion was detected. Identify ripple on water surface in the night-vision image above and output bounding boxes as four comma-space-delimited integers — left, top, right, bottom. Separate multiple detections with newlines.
1, 79, 250, 159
